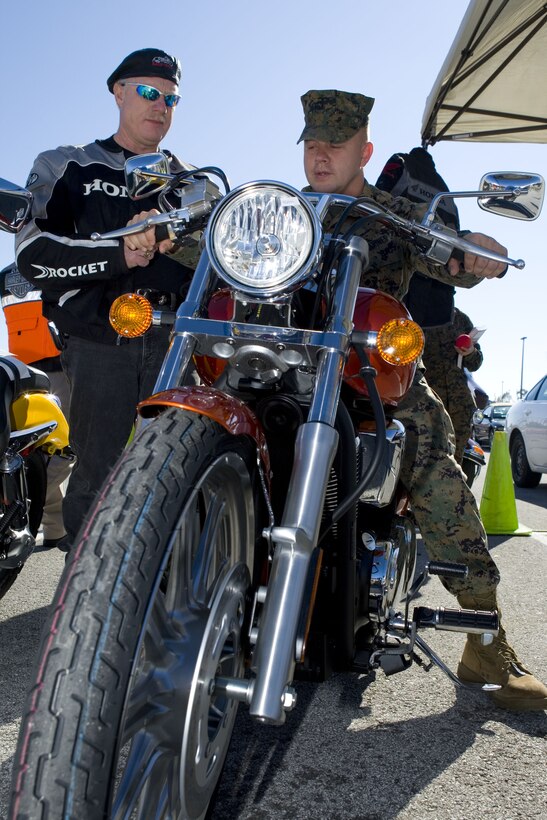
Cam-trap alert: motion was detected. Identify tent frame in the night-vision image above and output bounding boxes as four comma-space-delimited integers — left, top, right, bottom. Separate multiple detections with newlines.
422, 0, 547, 145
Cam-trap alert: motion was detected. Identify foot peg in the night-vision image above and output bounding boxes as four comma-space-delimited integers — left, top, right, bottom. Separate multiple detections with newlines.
414, 606, 499, 636
406, 561, 468, 604
427, 560, 468, 579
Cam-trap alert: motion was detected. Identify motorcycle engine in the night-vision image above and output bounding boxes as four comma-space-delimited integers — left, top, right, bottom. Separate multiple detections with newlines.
358, 516, 416, 625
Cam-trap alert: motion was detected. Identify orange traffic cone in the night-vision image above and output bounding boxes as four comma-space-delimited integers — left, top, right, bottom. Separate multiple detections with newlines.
479, 430, 531, 536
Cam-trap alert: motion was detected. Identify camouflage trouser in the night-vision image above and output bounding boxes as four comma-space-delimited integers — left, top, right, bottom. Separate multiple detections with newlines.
430, 383, 474, 465
396, 372, 500, 598
450, 410, 472, 466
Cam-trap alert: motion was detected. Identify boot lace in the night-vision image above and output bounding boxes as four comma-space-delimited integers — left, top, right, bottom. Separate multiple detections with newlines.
494, 627, 529, 674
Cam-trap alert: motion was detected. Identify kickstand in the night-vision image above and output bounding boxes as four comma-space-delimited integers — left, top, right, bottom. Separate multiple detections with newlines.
414, 634, 501, 692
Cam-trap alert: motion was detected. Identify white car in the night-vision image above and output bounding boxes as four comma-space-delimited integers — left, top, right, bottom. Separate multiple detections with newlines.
505, 374, 547, 487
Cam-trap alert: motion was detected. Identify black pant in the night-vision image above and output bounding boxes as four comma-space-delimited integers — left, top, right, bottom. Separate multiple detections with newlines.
59, 327, 170, 549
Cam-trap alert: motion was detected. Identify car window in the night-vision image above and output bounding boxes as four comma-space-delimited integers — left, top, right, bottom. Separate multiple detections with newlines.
491, 406, 509, 418
536, 378, 547, 402
525, 377, 546, 401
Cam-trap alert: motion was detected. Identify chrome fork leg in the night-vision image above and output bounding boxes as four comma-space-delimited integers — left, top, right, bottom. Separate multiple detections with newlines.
249, 422, 338, 724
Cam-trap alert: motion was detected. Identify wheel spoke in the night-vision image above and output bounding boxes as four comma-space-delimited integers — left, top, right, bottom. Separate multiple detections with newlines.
123, 598, 192, 742
192, 489, 228, 606
112, 732, 170, 819
143, 589, 179, 663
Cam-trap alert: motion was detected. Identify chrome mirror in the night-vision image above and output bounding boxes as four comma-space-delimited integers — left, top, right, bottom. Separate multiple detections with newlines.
124, 153, 173, 200
478, 172, 544, 221
0, 179, 33, 233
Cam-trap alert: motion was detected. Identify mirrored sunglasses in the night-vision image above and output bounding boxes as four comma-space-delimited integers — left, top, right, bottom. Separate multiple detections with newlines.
121, 82, 181, 108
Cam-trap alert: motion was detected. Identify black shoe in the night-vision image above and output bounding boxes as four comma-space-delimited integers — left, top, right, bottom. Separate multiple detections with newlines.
56, 537, 71, 553
42, 538, 61, 550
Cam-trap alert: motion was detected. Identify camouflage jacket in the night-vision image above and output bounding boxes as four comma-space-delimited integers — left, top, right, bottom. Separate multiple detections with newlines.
307, 179, 482, 300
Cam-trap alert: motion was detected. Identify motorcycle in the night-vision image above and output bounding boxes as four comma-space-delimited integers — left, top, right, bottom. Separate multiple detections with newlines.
2, 163, 543, 819
0, 354, 70, 599
462, 437, 486, 488
0, 187, 70, 599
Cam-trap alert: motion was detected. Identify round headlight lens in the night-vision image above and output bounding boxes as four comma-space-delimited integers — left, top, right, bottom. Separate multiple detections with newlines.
207, 182, 319, 295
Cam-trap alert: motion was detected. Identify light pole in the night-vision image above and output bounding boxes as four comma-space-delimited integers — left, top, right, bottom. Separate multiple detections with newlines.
519, 336, 527, 399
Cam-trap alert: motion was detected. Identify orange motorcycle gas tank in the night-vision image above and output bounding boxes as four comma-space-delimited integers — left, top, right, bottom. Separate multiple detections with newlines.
343, 288, 416, 406
194, 288, 416, 405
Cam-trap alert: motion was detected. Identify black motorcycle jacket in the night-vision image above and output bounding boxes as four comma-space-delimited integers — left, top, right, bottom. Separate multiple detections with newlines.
15, 137, 196, 344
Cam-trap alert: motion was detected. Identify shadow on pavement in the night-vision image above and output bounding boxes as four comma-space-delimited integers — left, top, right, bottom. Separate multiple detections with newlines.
210, 672, 546, 820
514, 483, 547, 514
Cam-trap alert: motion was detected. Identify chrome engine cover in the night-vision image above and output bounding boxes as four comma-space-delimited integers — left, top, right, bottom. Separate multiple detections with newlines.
365, 516, 416, 622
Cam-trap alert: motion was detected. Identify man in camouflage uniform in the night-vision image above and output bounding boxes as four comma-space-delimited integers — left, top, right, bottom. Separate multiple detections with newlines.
372, 146, 482, 465
298, 89, 547, 711
422, 306, 483, 464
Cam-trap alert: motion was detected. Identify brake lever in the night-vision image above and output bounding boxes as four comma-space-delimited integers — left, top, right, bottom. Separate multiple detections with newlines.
413, 221, 525, 269
90, 211, 179, 241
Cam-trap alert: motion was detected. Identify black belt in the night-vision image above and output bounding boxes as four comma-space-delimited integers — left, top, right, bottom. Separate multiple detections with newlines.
136, 289, 178, 309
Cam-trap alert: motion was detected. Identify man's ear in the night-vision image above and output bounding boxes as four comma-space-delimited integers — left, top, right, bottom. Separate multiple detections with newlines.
360, 140, 374, 168
113, 81, 125, 108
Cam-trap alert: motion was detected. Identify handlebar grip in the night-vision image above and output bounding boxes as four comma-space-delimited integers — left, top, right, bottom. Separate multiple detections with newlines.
155, 223, 171, 242
450, 247, 465, 267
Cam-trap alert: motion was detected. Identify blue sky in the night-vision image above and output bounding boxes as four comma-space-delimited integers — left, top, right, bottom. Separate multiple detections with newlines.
1, 0, 545, 400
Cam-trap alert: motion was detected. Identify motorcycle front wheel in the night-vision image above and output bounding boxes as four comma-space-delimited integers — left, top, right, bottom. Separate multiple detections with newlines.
10, 408, 258, 820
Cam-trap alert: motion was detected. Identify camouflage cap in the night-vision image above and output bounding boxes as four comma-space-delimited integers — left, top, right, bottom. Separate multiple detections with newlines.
297, 89, 375, 144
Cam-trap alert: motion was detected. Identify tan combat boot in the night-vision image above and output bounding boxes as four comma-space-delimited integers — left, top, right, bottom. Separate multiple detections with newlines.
457, 592, 547, 712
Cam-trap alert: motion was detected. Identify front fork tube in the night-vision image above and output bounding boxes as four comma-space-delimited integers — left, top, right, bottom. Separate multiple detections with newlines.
249, 236, 368, 725
249, 420, 339, 724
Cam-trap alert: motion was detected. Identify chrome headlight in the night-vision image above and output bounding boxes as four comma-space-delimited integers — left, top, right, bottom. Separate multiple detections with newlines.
206, 181, 322, 297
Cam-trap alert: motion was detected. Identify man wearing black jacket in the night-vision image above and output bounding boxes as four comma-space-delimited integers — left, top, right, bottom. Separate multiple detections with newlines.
15, 47, 195, 553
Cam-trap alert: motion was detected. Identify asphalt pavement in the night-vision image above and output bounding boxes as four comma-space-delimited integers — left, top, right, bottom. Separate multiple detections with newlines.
1, 455, 546, 819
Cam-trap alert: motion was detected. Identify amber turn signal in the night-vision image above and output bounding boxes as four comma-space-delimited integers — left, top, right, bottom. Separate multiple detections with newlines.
109, 293, 153, 338
377, 318, 424, 365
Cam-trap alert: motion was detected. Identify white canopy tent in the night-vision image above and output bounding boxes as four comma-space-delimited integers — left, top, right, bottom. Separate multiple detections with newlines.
421, 0, 547, 145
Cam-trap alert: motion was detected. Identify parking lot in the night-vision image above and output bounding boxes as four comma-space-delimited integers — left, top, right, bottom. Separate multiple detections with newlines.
1, 457, 546, 819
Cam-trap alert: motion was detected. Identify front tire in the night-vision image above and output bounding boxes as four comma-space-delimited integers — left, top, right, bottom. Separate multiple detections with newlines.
510, 432, 541, 488
10, 409, 258, 820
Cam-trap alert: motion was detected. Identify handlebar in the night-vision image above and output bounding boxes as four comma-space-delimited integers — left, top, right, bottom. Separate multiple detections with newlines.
90, 186, 524, 271
91, 198, 215, 242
